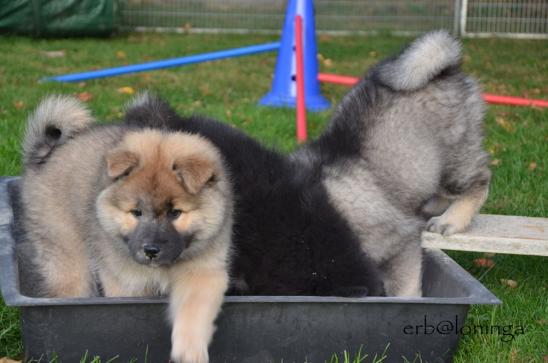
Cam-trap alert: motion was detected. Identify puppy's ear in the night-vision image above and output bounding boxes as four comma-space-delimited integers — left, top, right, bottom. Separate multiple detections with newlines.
173, 155, 216, 195
106, 149, 139, 179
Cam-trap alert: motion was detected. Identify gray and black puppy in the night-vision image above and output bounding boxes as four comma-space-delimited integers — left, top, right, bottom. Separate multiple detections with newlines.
296, 30, 490, 296
20, 96, 233, 363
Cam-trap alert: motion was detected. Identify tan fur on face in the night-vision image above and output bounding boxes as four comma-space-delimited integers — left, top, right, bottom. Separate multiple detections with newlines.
99, 202, 139, 236
97, 129, 227, 240
173, 212, 193, 233
118, 130, 221, 201
174, 156, 215, 195
106, 149, 139, 179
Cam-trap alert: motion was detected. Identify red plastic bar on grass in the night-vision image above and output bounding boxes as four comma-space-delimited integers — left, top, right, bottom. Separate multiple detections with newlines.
318, 73, 548, 108
482, 93, 548, 108
295, 15, 307, 143
317, 73, 359, 87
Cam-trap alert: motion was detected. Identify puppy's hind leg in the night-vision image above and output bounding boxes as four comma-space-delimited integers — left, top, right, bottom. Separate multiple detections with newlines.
382, 241, 423, 297
38, 246, 95, 297
25, 226, 95, 297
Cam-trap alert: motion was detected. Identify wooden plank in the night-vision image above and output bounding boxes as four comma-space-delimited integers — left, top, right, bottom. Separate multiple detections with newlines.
421, 214, 548, 256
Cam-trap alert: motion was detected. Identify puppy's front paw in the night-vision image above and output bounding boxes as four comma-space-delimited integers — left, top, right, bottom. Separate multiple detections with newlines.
170, 341, 209, 363
426, 216, 462, 236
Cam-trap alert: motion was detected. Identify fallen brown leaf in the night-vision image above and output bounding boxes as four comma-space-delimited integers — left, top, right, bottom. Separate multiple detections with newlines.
13, 100, 25, 110
490, 159, 501, 167
117, 86, 135, 95
108, 107, 123, 119
369, 51, 378, 58
0, 358, 22, 363
77, 92, 93, 102
473, 258, 495, 268
323, 58, 333, 68
509, 348, 520, 363
489, 82, 508, 94
199, 84, 210, 96
495, 116, 514, 132
488, 143, 503, 155
116, 51, 127, 59
528, 161, 537, 171
181, 23, 192, 32
318, 34, 332, 42
42, 50, 65, 58
500, 279, 518, 288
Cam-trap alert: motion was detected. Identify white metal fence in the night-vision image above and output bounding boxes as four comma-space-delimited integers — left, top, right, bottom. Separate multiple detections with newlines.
119, 0, 548, 39
462, 0, 548, 38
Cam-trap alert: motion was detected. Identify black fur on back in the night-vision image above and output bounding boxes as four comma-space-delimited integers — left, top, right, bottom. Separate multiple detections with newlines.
295, 76, 382, 168
124, 95, 384, 297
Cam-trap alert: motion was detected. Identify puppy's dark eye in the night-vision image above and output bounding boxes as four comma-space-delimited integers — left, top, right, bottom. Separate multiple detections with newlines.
167, 209, 182, 219
130, 209, 142, 217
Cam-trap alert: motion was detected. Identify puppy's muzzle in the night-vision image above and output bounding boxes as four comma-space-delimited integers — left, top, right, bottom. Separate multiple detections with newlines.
130, 222, 188, 266
143, 244, 161, 259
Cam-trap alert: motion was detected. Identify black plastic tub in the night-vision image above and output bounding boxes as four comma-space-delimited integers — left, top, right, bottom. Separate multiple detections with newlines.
0, 177, 500, 363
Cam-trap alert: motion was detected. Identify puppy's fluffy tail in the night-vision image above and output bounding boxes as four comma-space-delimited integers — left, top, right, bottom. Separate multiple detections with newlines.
23, 95, 94, 168
375, 30, 462, 91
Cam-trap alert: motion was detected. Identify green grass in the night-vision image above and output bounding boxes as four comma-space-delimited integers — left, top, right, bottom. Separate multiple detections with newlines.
0, 32, 546, 362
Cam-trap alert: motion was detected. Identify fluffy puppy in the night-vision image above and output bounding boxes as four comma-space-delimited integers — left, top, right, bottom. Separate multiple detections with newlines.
20, 96, 233, 363
299, 30, 490, 296
125, 94, 386, 298
125, 30, 489, 298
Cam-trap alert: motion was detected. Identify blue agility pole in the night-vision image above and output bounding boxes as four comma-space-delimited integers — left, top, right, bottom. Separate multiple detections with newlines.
260, 0, 330, 111
47, 42, 281, 82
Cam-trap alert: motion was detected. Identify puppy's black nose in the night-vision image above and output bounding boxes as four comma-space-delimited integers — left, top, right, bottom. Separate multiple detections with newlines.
143, 245, 160, 259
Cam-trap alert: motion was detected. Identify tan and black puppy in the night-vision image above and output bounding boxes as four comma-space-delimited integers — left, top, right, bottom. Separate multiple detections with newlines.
20, 96, 233, 363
